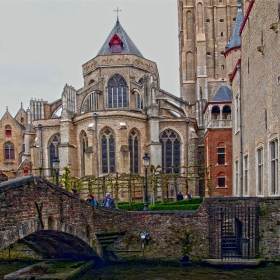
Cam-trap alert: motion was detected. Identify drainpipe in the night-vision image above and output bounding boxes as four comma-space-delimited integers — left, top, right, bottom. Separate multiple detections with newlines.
186, 119, 190, 195
93, 113, 100, 203
238, 63, 243, 197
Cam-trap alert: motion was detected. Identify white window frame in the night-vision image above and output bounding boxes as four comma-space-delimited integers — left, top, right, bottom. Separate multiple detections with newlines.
235, 160, 239, 196
243, 154, 249, 196
269, 138, 278, 196
256, 146, 264, 196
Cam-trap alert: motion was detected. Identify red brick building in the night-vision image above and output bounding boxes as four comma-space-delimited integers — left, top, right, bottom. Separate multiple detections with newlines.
204, 84, 232, 197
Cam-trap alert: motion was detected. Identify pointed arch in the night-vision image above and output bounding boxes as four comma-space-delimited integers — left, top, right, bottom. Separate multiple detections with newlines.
129, 129, 140, 173
107, 74, 128, 108
4, 141, 14, 160
160, 129, 181, 174
48, 134, 61, 169
101, 128, 115, 174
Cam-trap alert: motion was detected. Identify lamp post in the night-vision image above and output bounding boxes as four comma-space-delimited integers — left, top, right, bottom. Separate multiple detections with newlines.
52, 157, 60, 186
142, 153, 150, 211
93, 113, 100, 202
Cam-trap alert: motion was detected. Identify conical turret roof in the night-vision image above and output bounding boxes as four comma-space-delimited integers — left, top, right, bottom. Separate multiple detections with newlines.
225, 4, 244, 52
97, 19, 143, 57
211, 83, 232, 102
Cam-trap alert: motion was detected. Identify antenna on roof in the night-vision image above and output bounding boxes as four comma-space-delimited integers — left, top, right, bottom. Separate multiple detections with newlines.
114, 7, 122, 23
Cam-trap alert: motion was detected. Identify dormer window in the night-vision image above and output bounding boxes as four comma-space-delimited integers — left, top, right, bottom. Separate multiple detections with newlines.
109, 34, 123, 54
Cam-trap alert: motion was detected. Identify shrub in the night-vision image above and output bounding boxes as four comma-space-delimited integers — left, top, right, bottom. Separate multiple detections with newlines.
118, 202, 144, 211
149, 204, 201, 211
156, 198, 203, 205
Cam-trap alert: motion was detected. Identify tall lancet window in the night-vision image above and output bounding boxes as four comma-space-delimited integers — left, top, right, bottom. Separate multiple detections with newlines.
81, 132, 88, 177
49, 134, 60, 167
136, 92, 143, 109
160, 129, 181, 174
107, 74, 128, 108
101, 129, 115, 173
129, 130, 139, 173
4, 142, 14, 160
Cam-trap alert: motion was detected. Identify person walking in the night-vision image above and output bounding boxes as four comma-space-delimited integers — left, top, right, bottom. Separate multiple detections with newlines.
86, 194, 98, 206
102, 192, 115, 208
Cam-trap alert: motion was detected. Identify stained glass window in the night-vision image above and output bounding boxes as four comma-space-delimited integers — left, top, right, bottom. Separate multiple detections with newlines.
129, 130, 139, 173
5, 125, 11, 136
49, 134, 60, 168
101, 129, 115, 173
160, 129, 181, 173
4, 142, 14, 160
107, 75, 128, 108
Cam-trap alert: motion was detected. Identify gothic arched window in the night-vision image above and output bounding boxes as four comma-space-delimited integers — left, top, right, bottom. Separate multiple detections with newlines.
129, 130, 139, 173
4, 142, 14, 160
107, 74, 128, 108
49, 134, 60, 168
160, 129, 181, 173
101, 129, 115, 173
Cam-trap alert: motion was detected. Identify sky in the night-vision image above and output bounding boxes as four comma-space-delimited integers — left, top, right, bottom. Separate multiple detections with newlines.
0, 0, 180, 117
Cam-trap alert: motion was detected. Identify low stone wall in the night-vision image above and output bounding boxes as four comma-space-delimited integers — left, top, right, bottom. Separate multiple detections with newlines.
2, 177, 280, 262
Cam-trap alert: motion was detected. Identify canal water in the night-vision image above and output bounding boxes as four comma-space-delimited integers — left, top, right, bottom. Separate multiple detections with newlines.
2, 261, 280, 280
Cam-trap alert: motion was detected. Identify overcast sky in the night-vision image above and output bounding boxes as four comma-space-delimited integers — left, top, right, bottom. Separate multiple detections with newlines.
0, 0, 180, 117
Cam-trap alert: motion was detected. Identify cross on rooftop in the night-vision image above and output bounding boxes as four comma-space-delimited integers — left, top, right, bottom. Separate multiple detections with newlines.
114, 7, 122, 20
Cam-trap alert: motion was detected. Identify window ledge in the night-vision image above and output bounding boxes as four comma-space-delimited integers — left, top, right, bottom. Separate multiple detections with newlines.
4, 160, 15, 164
216, 185, 228, 189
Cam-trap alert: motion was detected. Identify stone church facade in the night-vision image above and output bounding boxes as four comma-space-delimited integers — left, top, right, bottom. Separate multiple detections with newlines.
0, 19, 201, 196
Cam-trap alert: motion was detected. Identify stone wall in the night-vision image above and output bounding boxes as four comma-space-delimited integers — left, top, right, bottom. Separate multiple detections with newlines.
3, 177, 280, 262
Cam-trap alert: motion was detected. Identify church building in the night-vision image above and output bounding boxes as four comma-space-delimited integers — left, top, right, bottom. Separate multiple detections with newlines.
0, 18, 201, 196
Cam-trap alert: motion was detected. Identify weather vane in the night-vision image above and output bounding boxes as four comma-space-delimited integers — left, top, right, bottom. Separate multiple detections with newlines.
114, 7, 122, 20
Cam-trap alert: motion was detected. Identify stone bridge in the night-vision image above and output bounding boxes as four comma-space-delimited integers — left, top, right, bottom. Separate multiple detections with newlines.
3, 176, 280, 262
0, 176, 211, 262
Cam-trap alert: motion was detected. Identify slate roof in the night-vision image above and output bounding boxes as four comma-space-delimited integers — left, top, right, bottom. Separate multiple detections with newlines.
225, 4, 244, 52
211, 83, 232, 102
97, 19, 143, 57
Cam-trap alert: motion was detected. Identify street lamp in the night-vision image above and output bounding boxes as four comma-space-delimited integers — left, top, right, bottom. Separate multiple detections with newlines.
142, 153, 150, 211
52, 157, 60, 186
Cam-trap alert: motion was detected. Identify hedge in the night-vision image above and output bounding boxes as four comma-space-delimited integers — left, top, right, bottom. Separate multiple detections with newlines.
156, 198, 203, 205
148, 204, 201, 211
118, 202, 144, 211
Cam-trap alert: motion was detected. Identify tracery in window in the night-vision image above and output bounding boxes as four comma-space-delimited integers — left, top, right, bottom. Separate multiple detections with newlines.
101, 129, 115, 173
4, 141, 14, 160
129, 130, 139, 173
160, 129, 181, 174
49, 134, 60, 168
107, 74, 128, 108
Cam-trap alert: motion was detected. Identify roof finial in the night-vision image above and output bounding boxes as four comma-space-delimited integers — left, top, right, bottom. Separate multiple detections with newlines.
114, 7, 121, 23
6, 106, 8, 111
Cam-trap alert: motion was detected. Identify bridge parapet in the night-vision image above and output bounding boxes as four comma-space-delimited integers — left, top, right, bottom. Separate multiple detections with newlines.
0, 176, 102, 260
